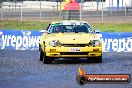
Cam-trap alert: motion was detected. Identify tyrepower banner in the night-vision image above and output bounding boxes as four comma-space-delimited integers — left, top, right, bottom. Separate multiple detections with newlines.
100, 32, 132, 52
0, 30, 42, 50
0, 30, 132, 52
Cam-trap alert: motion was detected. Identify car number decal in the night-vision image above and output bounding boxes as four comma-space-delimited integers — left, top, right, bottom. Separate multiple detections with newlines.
70, 48, 80, 52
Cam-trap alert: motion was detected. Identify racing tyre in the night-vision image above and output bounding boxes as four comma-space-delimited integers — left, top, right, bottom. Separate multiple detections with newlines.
88, 55, 102, 63
39, 48, 44, 61
43, 43, 52, 64
43, 53, 52, 64
97, 56, 102, 63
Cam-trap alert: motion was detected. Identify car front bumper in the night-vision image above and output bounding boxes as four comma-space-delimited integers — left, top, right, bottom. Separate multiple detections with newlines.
45, 46, 102, 58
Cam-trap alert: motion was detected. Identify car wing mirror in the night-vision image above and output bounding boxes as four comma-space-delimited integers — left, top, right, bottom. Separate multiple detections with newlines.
40, 30, 48, 33
94, 29, 100, 34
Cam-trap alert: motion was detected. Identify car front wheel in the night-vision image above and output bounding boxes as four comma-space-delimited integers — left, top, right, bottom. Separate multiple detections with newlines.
43, 43, 52, 64
43, 53, 52, 64
39, 48, 44, 61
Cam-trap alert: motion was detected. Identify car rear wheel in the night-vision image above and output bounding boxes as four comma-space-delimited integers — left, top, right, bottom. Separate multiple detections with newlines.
96, 56, 102, 63
88, 56, 102, 63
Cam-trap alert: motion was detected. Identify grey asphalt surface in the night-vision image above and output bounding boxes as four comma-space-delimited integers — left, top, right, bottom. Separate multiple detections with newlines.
0, 49, 132, 88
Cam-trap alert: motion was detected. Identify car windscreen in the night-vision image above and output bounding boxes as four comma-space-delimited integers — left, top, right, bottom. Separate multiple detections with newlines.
48, 23, 93, 33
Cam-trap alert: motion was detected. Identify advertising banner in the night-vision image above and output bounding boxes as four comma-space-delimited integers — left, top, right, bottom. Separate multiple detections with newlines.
0, 30, 132, 52
0, 30, 42, 50
101, 32, 132, 52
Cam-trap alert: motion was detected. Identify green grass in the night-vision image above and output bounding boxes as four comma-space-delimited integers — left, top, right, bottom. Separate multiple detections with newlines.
0, 21, 50, 30
0, 21, 132, 32
92, 23, 132, 32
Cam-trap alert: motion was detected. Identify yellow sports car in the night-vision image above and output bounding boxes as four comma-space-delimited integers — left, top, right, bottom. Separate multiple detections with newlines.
39, 20, 102, 64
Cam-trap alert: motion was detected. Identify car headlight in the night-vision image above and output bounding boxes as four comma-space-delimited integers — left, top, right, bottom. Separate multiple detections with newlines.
49, 40, 60, 47
90, 40, 101, 47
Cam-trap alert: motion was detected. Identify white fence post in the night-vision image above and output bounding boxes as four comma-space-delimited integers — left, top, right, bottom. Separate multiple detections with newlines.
125, 3, 126, 23
101, 1, 104, 23
80, 0, 83, 21
131, 0, 132, 6
0, 2, 3, 20
111, 0, 113, 15
40, 1, 42, 21
59, 2, 61, 19
20, 6, 23, 21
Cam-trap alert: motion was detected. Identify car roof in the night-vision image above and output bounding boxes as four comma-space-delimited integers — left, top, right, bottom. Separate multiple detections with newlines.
51, 20, 89, 25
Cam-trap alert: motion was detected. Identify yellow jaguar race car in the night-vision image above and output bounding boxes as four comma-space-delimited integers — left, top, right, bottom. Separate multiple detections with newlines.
39, 20, 102, 64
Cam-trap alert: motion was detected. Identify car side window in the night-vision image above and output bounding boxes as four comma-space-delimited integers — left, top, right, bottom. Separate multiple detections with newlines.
84, 23, 93, 33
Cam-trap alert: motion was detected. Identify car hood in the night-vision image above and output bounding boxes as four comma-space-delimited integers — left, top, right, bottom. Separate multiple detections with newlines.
45, 33, 100, 44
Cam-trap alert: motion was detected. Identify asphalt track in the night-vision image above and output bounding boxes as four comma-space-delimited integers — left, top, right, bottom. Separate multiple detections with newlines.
0, 49, 132, 88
